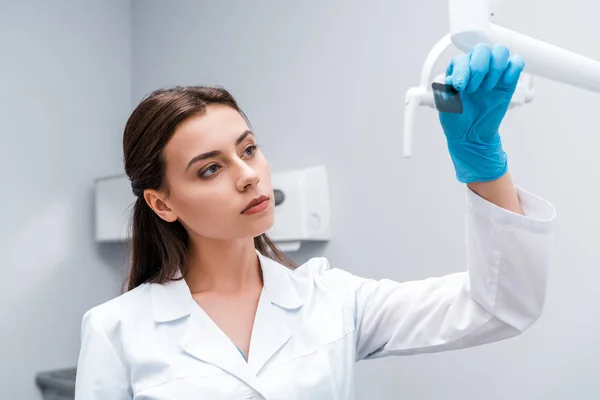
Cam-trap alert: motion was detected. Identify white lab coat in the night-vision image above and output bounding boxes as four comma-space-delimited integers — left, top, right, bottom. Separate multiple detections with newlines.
75, 186, 556, 399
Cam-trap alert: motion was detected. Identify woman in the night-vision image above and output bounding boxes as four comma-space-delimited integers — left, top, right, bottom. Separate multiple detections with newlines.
75, 43, 556, 399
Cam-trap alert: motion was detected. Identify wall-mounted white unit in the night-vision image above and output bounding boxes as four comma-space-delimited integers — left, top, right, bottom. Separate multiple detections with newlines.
94, 174, 136, 243
94, 165, 331, 252
267, 165, 331, 251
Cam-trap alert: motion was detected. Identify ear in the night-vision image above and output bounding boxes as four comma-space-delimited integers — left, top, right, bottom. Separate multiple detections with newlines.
143, 189, 178, 223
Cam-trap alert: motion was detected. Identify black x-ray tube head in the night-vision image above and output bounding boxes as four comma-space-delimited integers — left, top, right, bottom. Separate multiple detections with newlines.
273, 189, 285, 206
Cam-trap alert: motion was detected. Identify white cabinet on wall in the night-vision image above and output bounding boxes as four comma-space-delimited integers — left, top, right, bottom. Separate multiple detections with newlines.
94, 174, 136, 242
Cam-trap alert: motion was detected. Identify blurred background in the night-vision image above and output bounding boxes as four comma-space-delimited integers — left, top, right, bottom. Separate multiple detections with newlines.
1, 0, 599, 399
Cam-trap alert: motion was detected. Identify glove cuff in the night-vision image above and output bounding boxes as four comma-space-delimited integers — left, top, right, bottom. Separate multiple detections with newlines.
447, 136, 508, 183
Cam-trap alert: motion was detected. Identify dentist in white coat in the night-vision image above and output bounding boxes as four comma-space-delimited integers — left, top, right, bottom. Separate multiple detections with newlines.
75, 43, 556, 399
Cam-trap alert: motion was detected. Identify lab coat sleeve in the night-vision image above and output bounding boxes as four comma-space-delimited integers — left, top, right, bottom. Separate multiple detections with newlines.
324, 186, 556, 361
74, 309, 132, 399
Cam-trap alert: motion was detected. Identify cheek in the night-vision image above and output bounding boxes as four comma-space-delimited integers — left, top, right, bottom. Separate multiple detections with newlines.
171, 183, 236, 231
256, 156, 272, 188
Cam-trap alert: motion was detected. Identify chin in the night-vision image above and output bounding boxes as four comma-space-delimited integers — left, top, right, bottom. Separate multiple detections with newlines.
244, 210, 275, 238
258, 211, 275, 234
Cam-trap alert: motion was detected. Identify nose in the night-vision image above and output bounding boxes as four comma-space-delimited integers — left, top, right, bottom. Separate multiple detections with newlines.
235, 160, 260, 192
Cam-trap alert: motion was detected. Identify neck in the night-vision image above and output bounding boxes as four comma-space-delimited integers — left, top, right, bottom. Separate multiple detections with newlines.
184, 236, 262, 294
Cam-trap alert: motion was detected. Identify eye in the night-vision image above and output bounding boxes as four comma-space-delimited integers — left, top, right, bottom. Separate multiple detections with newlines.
198, 164, 221, 178
243, 144, 258, 157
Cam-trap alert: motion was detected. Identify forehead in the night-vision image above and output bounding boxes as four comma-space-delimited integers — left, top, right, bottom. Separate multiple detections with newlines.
164, 104, 249, 166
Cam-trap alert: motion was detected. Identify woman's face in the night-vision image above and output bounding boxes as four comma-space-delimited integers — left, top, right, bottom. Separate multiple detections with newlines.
145, 104, 275, 240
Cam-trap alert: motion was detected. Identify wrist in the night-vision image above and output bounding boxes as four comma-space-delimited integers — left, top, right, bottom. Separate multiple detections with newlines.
467, 171, 524, 215
447, 136, 507, 183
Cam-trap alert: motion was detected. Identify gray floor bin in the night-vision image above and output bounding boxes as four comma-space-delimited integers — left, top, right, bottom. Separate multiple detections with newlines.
35, 367, 76, 400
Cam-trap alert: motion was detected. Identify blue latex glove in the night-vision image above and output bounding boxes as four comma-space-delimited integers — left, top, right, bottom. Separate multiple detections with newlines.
438, 43, 525, 183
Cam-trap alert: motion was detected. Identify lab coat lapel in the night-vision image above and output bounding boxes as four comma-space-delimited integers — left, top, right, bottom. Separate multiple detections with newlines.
150, 252, 304, 394
151, 274, 269, 397
247, 290, 296, 376
248, 252, 304, 376
178, 312, 268, 396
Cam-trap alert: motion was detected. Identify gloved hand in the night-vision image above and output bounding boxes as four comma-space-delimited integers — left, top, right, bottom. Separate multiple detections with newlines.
438, 43, 525, 183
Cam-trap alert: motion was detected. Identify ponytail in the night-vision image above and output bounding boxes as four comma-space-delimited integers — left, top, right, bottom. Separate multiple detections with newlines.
254, 234, 297, 269
124, 196, 188, 292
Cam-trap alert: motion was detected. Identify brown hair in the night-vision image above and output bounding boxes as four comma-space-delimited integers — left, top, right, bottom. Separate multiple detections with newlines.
122, 85, 295, 292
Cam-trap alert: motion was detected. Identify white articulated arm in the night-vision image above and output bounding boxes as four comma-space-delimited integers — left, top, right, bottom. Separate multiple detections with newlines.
450, 0, 600, 93
403, 0, 600, 158
403, 34, 453, 158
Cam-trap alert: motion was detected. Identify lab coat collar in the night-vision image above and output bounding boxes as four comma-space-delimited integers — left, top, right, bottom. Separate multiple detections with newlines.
150, 276, 194, 323
256, 250, 303, 310
150, 249, 303, 323
148, 249, 303, 397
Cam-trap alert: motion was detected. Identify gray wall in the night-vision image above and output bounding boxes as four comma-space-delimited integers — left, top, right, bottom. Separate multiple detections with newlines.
0, 1, 131, 398
132, 0, 600, 399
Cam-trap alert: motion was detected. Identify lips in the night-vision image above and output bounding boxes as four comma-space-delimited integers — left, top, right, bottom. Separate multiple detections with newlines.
241, 195, 270, 214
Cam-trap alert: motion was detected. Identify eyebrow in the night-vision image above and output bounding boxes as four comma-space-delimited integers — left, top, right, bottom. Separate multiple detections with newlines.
185, 130, 254, 171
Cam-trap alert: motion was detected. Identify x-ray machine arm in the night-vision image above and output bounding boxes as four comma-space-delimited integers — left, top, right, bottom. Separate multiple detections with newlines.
403, 0, 600, 157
